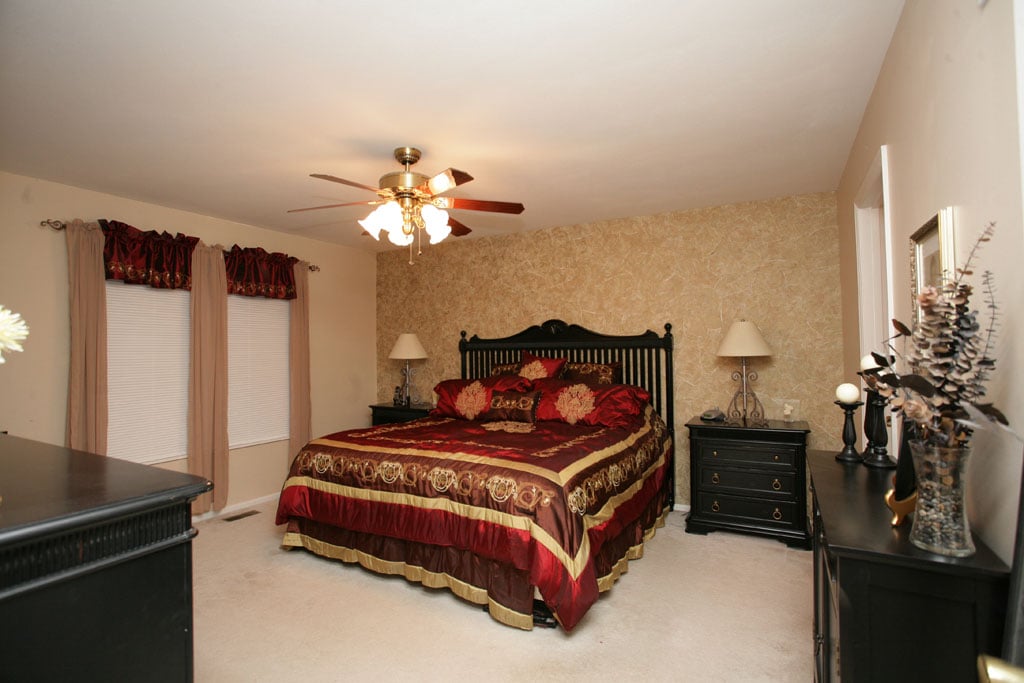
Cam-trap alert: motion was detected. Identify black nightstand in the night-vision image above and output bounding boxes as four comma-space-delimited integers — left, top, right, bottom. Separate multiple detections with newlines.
370, 402, 432, 426
685, 417, 811, 548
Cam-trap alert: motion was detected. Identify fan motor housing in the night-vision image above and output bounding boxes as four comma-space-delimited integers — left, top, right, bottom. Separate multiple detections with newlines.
378, 170, 428, 193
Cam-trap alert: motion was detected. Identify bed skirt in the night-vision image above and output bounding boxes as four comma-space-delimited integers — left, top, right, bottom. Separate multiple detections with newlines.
281, 463, 670, 630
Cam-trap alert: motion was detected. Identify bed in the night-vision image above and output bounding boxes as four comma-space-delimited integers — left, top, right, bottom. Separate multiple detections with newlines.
275, 320, 675, 631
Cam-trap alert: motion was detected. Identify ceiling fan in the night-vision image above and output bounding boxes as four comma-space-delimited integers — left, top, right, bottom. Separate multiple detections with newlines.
288, 146, 525, 259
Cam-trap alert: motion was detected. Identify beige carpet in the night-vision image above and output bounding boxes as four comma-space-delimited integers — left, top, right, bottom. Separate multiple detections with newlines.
192, 499, 813, 682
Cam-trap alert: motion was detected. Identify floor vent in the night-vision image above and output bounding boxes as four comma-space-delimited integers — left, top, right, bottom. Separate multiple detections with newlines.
223, 510, 260, 522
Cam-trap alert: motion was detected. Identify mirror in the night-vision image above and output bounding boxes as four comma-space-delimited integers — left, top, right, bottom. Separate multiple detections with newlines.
909, 207, 956, 321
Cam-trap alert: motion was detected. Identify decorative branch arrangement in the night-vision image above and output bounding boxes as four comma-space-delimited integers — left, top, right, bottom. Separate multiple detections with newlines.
862, 223, 1011, 448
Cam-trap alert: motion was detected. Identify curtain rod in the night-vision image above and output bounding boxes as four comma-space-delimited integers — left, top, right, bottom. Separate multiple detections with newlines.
40, 219, 320, 271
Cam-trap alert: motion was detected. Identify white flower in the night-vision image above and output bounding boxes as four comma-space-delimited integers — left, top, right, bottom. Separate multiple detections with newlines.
0, 306, 29, 364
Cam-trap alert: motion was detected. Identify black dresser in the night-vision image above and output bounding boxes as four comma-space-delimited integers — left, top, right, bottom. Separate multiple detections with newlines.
686, 417, 811, 548
809, 450, 1009, 682
0, 435, 211, 682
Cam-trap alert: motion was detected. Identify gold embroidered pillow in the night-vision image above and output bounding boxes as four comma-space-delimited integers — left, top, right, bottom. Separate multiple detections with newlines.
560, 361, 622, 385
483, 390, 540, 423
516, 351, 567, 381
489, 362, 520, 376
533, 378, 651, 428
431, 376, 532, 420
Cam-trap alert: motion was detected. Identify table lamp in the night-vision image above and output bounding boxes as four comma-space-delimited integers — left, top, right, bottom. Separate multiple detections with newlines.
389, 333, 428, 406
717, 320, 773, 424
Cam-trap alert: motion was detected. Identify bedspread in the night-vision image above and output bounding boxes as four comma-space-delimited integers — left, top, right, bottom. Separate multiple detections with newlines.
275, 405, 672, 630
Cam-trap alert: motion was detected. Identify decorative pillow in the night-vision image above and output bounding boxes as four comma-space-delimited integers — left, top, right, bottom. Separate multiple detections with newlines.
561, 361, 623, 385
489, 362, 520, 377
432, 375, 532, 420
533, 378, 651, 428
516, 351, 567, 381
483, 390, 540, 423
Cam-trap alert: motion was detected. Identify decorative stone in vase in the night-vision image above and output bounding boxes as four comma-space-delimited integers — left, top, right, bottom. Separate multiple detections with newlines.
908, 440, 975, 558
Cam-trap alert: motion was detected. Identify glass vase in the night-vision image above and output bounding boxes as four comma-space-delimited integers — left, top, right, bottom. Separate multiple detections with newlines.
908, 440, 975, 557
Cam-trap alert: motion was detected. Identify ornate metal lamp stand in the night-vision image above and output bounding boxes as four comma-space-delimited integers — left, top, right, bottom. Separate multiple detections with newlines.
725, 356, 766, 425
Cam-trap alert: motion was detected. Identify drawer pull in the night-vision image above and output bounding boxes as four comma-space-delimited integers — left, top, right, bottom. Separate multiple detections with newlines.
772, 507, 783, 521
773, 454, 780, 461
711, 500, 720, 513
772, 478, 782, 491
712, 450, 719, 457
711, 472, 720, 484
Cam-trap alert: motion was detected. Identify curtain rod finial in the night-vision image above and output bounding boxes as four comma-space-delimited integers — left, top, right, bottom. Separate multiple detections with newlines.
40, 219, 66, 231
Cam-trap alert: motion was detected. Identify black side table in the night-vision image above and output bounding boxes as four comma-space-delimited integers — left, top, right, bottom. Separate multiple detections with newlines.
685, 417, 811, 548
370, 402, 432, 425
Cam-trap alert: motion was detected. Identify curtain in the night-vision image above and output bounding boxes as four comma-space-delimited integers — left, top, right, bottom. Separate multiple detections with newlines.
224, 245, 298, 299
100, 219, 198, 289
289, 261, 312, 459
188, 242, 229, 513
66, 220, 108, 454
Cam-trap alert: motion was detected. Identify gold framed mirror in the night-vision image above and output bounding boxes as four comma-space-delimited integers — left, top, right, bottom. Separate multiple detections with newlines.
909, 207, 956, 321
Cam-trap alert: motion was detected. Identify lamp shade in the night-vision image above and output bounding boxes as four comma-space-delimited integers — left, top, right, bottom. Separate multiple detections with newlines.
389, 333, 428, 360
716, 320, 773, 358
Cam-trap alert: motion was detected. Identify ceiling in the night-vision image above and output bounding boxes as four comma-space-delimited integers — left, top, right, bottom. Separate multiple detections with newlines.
0, 1, 904, 252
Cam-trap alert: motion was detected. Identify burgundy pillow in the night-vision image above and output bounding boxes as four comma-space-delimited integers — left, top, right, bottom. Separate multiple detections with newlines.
516, 351, 567, 381
432, 376, 532, 420
533, 378, 651, 428
489, 362, 520, 377
483, 390, 540, 423
560, 361, 623, 385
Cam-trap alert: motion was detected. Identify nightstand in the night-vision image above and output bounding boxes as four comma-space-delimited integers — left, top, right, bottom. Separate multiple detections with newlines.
370, 402, 432, 426
685, 417, 810, 548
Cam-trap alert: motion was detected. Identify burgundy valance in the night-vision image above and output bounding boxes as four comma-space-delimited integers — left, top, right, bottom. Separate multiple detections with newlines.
224, 246, 297, 299
100, 219, 198, 289
98, 220, 298, 299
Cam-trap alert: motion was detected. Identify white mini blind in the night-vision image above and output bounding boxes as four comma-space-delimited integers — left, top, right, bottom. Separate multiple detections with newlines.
106, 281, 190, 464
227, 295, 290, 448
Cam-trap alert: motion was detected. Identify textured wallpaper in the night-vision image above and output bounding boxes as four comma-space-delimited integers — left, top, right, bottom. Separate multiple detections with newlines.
377, 192, 844, 503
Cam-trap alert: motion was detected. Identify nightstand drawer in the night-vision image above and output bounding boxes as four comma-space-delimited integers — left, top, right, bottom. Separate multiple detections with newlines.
694, 492, 798, 528
698, 466, 795, 497
697, 441, 797, 468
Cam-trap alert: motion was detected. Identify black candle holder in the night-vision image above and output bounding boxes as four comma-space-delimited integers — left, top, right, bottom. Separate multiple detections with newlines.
862, 389, 895, 469
835, 400, 864, 463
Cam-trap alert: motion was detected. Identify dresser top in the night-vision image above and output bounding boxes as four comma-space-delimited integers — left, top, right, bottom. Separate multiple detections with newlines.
0, 434, 211, 544
807, 449, 1009, 577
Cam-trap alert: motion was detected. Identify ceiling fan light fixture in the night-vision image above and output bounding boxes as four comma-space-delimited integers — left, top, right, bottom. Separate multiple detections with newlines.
421, 204, 451, 244
357, 200, 401, 241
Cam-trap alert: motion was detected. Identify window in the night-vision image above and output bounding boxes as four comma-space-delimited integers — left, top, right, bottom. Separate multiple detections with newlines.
106, 281, 190, 464
227, 295, 290, 448
106, 282, 290, 463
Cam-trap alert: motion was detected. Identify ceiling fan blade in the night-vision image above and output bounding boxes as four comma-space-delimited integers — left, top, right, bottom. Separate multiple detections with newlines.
435, 197, 525, 214
287, 200, 379, 213
421, 168, 474, 196
310, 173, 379, 193
447, 216, 472, 237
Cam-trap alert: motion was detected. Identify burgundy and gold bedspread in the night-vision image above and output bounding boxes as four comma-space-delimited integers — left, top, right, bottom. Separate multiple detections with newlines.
275, 406, 672, 630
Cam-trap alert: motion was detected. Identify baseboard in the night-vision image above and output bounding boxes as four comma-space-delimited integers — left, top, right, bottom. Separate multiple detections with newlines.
192, 492, 280, 524
673, 503, 691, 514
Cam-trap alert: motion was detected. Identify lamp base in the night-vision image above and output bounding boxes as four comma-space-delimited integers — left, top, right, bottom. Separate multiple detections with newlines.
725, 357, 767, 425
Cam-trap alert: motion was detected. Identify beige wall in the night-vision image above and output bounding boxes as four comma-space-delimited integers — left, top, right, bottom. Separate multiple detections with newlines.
0, 171, 377, 508
837, 0, 1024, 562
377, 192, 845, 505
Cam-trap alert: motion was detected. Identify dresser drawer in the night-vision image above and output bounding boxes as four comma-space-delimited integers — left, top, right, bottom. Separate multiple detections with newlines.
694, 491, 799, 528
696, 440, 797, 468
698, 466, 795, 497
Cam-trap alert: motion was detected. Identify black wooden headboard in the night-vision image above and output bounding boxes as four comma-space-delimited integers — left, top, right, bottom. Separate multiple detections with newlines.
459, 319, 675, 507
